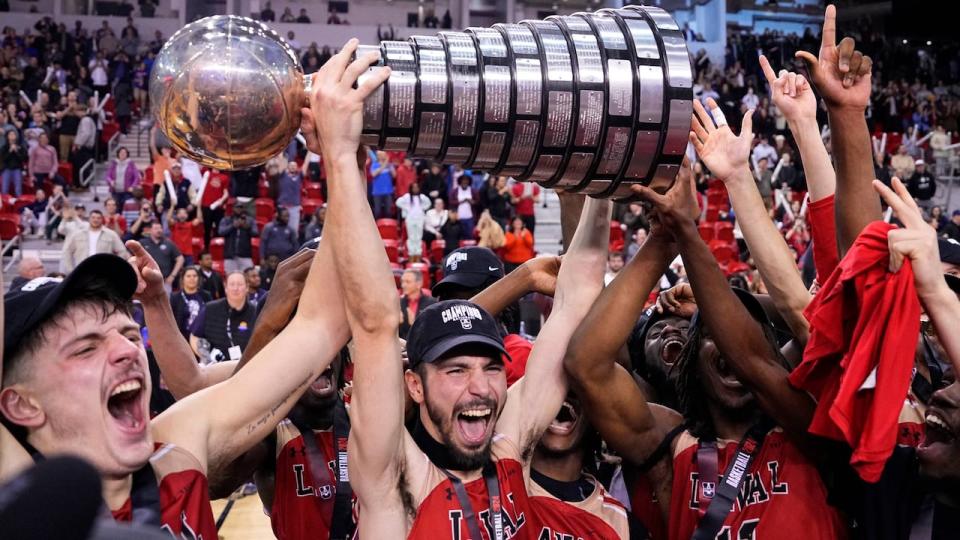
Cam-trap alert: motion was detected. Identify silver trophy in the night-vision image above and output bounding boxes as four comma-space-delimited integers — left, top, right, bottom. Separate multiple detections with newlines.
150, 6, 692, 198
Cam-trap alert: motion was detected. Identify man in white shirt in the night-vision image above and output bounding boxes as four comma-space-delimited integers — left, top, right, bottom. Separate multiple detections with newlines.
88, 52, 109, 95
752, 136, 778, 167
61, 209, 128, 272
741, 86, 760, 111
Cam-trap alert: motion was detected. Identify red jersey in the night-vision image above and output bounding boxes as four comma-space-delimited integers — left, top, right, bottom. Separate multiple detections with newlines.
529, 474, 630, 540
627, 469, 667, 540
111, 443, 217, 540
407, 434, 530, 539
170, 221, 194, 257
104, 213, 127, 234
510, 184, 540, 217
200, 172, 229, 207
669, 429, 847, 540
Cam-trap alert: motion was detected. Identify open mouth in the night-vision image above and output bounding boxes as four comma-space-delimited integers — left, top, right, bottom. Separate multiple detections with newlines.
310, 366, 335, 397
455, 404, 494, 447
548, 400, 579, 436
106, 378, 146, 434
715, 356, 743, 389
921, 411, 956, 449
661, 336, 685, 367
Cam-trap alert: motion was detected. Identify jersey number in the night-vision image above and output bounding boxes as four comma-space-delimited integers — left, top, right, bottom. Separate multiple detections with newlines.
716, 519, 759, 540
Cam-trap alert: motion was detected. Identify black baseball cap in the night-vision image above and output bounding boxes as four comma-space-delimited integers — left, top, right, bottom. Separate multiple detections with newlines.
939, 238, 960, 266
945, 273, 960, 296
4, 254, 138, 362
432, 247, 505, 299
406, 300, 508, 369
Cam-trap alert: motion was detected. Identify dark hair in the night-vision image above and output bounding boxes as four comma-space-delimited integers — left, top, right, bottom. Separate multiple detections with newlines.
115, 146, 128, 158
88, 209, 103, 217
674, 313, 785, 439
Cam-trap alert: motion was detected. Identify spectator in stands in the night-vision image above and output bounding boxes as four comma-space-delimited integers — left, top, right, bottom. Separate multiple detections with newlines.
1, 129, 26, 196
773, 152, 799, 190
259, 254, 279, 290
126, 196, 156, 241
751, 135, 778, 165
219, 204, 258, 274
604, 252, 624, 286
244, 266, 267, 307
450, 174, 478, 238
892, 144, 916, 179
88, 51, 109, 96
132, 59, 148, 113
502, 216, 535, 273
511, 179, 540, 233
170, 266, 210, 339
168, 207, 197, 266
399, 268, 437, 338
440, 209, 466, 255
199, 167, 229, 248
102, 196, 126, 236
423, 197, 447, 245
422, 162, 448, 201
930, 124, 952, 177
395, 156, 416, 196
296, 8, 311, 23
189, 271, 256, 362
197, 251, 225, 299
260, 207, 297, 263
149, 126, 176, 182
71, 104, 96, 186
485, 176, 512, 230
441, 9, 453, 29
20, 188, 47, 236
43, 185, 66, 241
369, 150, 395, 219
276, 160, 302, 235
280, 7, 295, 22
908, 159, 937, 207
302, 204, 325, 243
396, 181, 431, 262
61, 208, 128, 271
260, 1, 276, 22
326, 11, 342, 25
156, 162, 196, 228
318, 45, 332, 66
741, 85, 759, 111
284, 31, 301, 54
619, 201, 648, 239
105, 146, 140, 207
929, 205, 948, 231
230, 165, 261, 217
625, 226, 648, 262
377, 24, 397, 42
476, 210, 505, 250
28, 131, 59, 189
9, 256, 45, 292
755, 157, 774, 209
140, 220, 184, 291
56, 94, 80, 159
57, 201, 88, 239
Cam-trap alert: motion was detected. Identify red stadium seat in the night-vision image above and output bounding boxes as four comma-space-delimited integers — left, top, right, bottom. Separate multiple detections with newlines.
255, 216, 269, 231
704, 207, 720, 223
223, 197, 235, 216
144, 165, 154, 185
725, 261, 752, 276
304, 182, 323, 200
100, 121, 119, 146
390, 262, 403, 288
210, 237, 225, 261
383, 239, 399, 263
141, 181, 154, 200
714, 222, 735, 243
377, 218, 399, 240
58, 162, 73, 183
191, 237, 204, 259
0, 214, 21, 241
609, 220, 624, 252
459, 239, 477, 248
13, 194, 36, 213
709, 240, 737, 265
698, 224, 716, 243
301, 198, 323, 218
251, 237, 260, 265
255, 198, 275, 220
211, 260, 225, 278
430, 240, 446, 263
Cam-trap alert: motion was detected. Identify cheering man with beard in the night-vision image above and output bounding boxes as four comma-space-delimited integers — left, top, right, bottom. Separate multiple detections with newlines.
300, 38, 611, 540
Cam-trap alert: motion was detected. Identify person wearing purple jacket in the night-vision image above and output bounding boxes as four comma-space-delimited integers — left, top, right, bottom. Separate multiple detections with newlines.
105, 146, 142, 207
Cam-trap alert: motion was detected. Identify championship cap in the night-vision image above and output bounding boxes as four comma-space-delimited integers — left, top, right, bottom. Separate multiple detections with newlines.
3, 254, 138, 362
406, 300, 508, 369
939, 238, 960, 266
432, 247, 505, 299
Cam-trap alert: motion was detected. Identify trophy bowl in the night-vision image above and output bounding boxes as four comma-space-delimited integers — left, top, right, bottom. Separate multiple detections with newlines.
149, 16, 306, 170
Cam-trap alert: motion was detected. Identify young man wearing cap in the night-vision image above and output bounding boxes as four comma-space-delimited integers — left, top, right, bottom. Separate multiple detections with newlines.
907, 159, 936, 208
0, 227, 351, 537
942, 213, 960, 244
301, 39, 611, 538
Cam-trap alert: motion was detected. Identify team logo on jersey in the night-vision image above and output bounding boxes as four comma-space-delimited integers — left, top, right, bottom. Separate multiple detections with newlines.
319, 484, 333, 499
702, 481, 716, 499
446, 252, 468, 271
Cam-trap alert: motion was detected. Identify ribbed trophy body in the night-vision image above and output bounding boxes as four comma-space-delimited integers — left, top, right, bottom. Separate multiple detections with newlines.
150, 6, 692, 198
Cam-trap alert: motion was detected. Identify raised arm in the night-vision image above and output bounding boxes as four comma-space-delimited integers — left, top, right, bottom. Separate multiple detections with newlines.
636, 135, 816, 441
470, 255, 560, 316
796, 4, 880, 256
564, 168, 690, 464
152, 233, 350, 473
305, 41, 405, 537
875, 178, 960, 374
695, 96, 811, 342
498, 195, 610, 455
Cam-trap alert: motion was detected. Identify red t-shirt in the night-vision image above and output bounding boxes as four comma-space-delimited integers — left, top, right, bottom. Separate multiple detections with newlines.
105, 214, 127, 234
511, 184, 540, 217
789, 221, 921, 482
503, 334, 532, 387
669, 430, 848, 540
270, 421, 354, 540
200, 172, 229, 207
407, 456, 530, 539
110, 443, 217, 540
395, 164, 417, 197
170, 221, 194, 257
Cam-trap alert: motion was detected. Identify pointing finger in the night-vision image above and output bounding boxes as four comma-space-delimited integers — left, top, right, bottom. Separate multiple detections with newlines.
821, 4, 837, 52
759, 54, 777, 84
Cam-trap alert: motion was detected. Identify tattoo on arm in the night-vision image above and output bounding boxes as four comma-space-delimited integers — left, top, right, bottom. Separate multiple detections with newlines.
244, 372, 314, 434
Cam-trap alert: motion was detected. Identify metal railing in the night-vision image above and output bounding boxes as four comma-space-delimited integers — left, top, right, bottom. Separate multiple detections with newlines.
106, 129, 121, 163
79, 158, 96, 188
2, 236, 20, 273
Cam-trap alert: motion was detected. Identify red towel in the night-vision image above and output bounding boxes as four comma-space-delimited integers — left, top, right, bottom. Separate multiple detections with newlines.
789, 221, 920, 482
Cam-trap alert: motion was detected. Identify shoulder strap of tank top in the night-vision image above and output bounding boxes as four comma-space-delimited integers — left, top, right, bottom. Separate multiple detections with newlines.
129, 459, 162, 526
442, 461, 502, 540
637, 422, 686, 473
691, 417, 774, 540
330, 399, 355, 540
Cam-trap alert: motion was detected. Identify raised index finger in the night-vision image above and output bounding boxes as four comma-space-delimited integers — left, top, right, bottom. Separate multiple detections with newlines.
872, 179, 923, 228
759, 54, 777, 84
821, 4, 837, 52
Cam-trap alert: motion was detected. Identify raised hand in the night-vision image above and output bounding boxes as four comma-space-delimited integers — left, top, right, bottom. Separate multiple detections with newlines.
689, 98, 753, 182
631, 157, 700, 233
258, 246, 315, 333
795, 4, 872, 109
126, 240, 166, 302
656, 282, 697, 319
759, 55, 817, 125
873, 178, 943, 295
306, 39, 391, 161
523, 255, 562, 297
